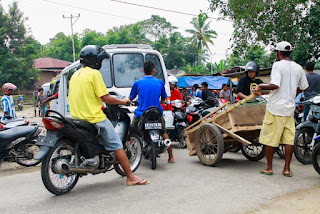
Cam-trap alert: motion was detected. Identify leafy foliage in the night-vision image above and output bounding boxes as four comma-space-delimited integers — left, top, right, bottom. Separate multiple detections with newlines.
0, 2, 38, 89
210, 0, 320, 65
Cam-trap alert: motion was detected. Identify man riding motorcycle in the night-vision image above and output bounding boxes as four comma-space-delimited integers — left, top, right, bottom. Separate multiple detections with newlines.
68, 45, 149, 186
1, 83, 17, 120
129, 61, 175, 163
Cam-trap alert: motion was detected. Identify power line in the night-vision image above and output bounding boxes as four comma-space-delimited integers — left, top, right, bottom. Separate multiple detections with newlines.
110, 0, 233, 22
42, 0, 232, 36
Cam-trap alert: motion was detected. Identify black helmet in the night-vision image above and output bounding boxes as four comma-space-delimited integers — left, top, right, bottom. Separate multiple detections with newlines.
245, 61, 260, 76
80, 45, 109, 70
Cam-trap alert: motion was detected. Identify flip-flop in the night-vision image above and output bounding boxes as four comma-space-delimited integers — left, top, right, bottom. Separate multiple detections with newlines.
168, 159, 176, 163
283, 171, 293, 177
126, 179, 150, 186
260, 169, 273, 175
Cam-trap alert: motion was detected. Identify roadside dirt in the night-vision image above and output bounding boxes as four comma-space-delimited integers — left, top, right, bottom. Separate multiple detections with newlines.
245, 184, 320, 214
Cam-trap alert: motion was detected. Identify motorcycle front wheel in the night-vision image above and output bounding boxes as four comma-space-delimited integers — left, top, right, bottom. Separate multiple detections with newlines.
15, 142, 41, 167
312, 143, 320, 175
178, 127, 187, 148
41, 140, 79, 195
114, 134, 142, 176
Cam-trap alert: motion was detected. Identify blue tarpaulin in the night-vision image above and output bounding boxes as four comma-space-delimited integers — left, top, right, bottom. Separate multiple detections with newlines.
177, 76, 237, 89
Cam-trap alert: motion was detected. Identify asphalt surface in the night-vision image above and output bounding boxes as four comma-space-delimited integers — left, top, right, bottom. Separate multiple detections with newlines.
0, 144, 319, 214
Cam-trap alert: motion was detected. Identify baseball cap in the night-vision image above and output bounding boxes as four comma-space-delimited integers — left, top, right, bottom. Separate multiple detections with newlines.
272, 41, 293, 52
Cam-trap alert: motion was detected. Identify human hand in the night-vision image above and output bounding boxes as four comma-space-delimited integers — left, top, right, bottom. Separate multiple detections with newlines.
254, 85, 262, 96
122, 97, 131, 106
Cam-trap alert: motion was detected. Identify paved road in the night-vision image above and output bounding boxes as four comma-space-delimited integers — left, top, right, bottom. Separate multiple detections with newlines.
0, 144, 319, 214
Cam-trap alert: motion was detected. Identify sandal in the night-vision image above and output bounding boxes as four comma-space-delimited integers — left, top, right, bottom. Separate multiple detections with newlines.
283, 171, 293, 177
126, 179, 150, 186
260, 169, 273, 175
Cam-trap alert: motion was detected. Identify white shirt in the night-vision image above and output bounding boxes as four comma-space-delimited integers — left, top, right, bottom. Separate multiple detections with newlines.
267, 60, 309, 117
1, 95, 16, 120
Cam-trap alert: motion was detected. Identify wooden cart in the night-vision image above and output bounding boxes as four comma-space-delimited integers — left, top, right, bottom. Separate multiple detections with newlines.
184, 94, 267, 166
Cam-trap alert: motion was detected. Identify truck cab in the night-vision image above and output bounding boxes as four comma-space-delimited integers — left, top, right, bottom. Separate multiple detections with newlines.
52, 44, 174, 129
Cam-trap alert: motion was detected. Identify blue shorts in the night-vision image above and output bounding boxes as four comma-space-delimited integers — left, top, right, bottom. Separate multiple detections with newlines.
41, 105, 48, 116
95, 119, 123, 151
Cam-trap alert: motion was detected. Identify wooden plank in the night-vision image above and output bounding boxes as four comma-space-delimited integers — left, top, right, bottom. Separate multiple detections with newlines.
184, 102, 229, 132
230, 125, 262, 132
211, 121, 252, 146
184, 94, 256, 136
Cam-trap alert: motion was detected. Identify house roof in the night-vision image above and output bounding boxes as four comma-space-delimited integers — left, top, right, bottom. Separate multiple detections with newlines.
219, 66, 271, 78
34, 57, 71, 69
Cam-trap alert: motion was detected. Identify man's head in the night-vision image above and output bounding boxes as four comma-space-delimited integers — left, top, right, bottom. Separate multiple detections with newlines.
201, 82, 208, 91
39, 87, 44, 94
273, 41, 292, 61
245, 61, 259, 79
2, 83, 17, 95
79, 45, 109, 70
192, 84, 199, 91
305, 61, 315, 72
222, 83, 228, 91
143, 61, 156, 76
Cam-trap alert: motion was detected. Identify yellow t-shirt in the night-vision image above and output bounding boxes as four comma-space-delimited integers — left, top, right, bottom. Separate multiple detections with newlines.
68, 66, 108, 123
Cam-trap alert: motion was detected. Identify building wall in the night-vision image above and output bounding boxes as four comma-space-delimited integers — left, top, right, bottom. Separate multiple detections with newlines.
34, 71, 57, 87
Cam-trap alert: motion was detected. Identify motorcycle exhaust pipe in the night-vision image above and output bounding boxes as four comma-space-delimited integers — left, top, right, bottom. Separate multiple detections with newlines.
59, 161, 108, 174
163, 139, 172, 147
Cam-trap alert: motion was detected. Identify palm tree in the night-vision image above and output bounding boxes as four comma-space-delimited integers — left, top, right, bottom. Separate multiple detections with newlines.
186, 12, 217, 65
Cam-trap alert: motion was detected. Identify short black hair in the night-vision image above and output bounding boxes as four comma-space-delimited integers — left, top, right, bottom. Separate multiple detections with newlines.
144, 61, 155, 75
193, 84, 199, 89
222, 83, 227, 88
305, 61, 314, 71
201, 82, 208, 88
280, 51, 291, 57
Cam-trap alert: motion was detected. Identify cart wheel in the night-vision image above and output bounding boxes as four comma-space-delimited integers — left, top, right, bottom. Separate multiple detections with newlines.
241, 142, 265, 161
195, 124, 224, 166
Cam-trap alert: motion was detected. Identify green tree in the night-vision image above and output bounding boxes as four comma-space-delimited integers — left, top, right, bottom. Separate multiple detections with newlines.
186, 12, 217, 65
43, 32, 80, 62
81, 29, 108, 47
0, 1, 38, 89
210, 0, 320, 65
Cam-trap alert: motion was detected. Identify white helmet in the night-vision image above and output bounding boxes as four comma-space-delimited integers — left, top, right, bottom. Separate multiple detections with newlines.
168, 75, 178, 84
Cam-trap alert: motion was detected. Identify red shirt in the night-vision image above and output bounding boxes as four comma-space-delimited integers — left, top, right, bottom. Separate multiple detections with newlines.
162, 89, 183, 110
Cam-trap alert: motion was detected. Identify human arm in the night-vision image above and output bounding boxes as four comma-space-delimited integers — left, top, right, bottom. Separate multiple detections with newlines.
41, 96, 55, 107
254, 83, 279, 95
101, 94, 129, 105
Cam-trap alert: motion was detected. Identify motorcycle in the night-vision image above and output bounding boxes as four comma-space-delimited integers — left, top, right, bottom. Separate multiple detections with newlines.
0, 124, 42, 167
312, 135, 320, 175
167, 100, 188, 148
0, 117, 30, 130
36, 106, 142, 195
130, 107, 171, 170
294, 95, 320, 164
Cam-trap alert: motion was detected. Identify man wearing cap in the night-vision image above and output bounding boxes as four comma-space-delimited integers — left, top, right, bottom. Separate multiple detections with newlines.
254, 41, 309, 177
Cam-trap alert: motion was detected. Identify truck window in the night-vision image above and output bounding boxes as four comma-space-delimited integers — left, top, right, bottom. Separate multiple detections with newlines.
145, 54, 164, 82
113, 53, 144, 87
66, 68, 77, 96
100, 59, 112, 88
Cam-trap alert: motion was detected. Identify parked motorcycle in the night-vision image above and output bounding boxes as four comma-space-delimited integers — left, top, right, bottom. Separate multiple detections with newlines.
312, 135, 320, 175
294, 95, 320, 164
36, 106, 142, 195
130, 107, 171, 170
167, 100, 188, 148
0, 117, 30, 130
0, 124, 42, 167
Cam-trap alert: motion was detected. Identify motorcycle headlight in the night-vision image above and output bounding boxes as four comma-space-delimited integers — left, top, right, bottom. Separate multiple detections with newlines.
149, 131, 160, 141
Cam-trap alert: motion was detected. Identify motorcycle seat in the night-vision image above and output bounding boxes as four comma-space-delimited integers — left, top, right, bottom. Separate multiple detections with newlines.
0, 118, 25, 125
67, 118, 97, 134
0, 126, 36, 142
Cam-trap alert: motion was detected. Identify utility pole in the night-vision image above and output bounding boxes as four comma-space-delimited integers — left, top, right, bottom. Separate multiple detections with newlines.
63, 14, 80, 62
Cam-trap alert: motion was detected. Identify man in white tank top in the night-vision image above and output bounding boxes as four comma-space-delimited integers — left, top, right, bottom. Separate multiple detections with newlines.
254, 41, 309, 177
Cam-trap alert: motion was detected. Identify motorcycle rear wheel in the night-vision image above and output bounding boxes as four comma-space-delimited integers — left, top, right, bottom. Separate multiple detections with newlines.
312, 143, 320, 175
114, 134, 142, 176
150, 142, 157, 170
294, 128, 314, 164
41, 140, 79, 195
276, 145, 285, 159
15, 143, 41, 167
178, 127, 187, 148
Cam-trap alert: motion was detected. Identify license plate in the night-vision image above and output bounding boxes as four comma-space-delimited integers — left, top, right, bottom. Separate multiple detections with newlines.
176, 122, 187, 126
299, 113, 304, 117
145, 122, 162, 130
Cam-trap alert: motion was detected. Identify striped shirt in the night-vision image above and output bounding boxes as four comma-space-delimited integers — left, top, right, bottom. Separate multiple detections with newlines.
1, 95, 16, 120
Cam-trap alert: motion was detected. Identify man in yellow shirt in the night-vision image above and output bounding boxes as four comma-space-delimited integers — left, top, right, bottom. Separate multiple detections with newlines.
68, 45, 149, 186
